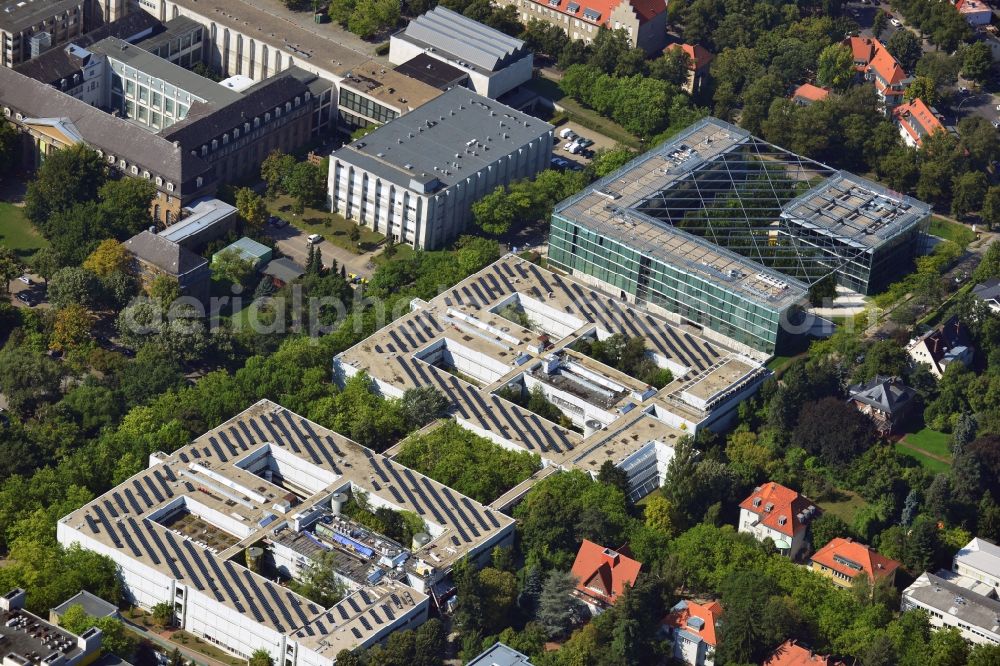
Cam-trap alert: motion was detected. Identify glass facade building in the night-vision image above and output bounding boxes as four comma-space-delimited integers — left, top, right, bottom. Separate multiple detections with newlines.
549, 117, 932, 355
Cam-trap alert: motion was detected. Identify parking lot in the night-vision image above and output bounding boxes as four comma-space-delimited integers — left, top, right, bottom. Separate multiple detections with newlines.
549, 124, 620, 171
7, 273, 47, 309
263, 220, 377, 280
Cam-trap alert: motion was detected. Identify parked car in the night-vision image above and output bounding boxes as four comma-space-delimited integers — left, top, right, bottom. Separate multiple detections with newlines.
890, 17, 901, 26
307, 233, 323, 244
562, 141, 576, 151
17, 275, 31, 285
15, 292, 37, 306
577, 138, 594, 148
559, 127, 575, 139
993, 120, 1000, 129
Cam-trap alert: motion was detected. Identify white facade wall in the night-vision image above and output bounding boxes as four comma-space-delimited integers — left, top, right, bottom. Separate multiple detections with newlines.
672, 637, 713, 666
902, 592, 1000, 646
137, 0, 344, 84
737, 507, 807, 559
57, 521, 288, 663
387, 38, 530, 99
329, 130, 551, 250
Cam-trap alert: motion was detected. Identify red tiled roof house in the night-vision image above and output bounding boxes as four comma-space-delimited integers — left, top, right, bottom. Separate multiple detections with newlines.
810, 537, 900, 588
666, 43, 713, 94
791, 83, 830, 106
764, 640, 847, 666
502, 0, 668, 54
893, 98, 945, 149
844, 36, 911, 110
663, 599, 722, 666
738, 482, 819, 559
569, 540, 641, 613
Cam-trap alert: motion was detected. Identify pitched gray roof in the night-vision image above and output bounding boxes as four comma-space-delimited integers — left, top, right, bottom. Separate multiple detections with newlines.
973, 278, 1000, 303
263, 258, 305, 283
51, 590, 119, 619
0, 66, 213, 187
847, 375, 915, 415
13, 11, 162, 84
160, 74, 309, 147
398, 6, 528, 72
333, 87, 551, 191
0, 0, 80, 32
124, 231, 208, 276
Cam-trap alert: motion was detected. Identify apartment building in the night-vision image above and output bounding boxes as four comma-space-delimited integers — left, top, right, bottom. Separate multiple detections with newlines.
902, 572, 1000, 645
809, 537, 900, 588
663, 599, 722, 666
845, 36, 912, 110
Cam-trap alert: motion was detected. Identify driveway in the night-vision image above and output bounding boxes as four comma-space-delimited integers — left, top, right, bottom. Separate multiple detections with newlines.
264, 224, 378, 279
7, 273, 48, 309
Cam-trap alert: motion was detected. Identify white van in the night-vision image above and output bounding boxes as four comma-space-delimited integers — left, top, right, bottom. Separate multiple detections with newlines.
307, 233, 323, 244
559, 127, 575, 139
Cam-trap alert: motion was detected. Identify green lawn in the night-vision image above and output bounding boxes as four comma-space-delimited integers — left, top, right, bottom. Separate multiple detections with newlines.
526, 77, 641, 148
0, 202, 48, 261
929, 216, 975, 248
901, 427, 951, 457
895, 442, 951, 474
266, 195, 383, 254
818, 489, 869, 525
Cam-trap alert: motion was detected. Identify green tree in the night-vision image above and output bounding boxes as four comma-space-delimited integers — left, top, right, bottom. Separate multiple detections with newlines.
212, 249, 256, 285
285, 162, 325, 214
249, 649, 273, 666
642, 493, 675, 537
597, 460, 630, 496
904, 76, 940, 106
872, 9, 888, 38
82, 239, 131, 279
148, 274, 181, 305
290, 550, 346, 607
261, 150, 297, 199
887, 29, 922, 73
47, 267, 101, 310
649, 47, 692, 86
962, 41, 992, 85
235, 187, 268, 229
816, 43, 855, 91
51, 304, 94, 352
24, 144, 106, 229
472, 185, 527, 236
30, 247, 61, 284
810, 513, 851, 549
0, 247, 22, 295
151, 601, 174, 628
951, 171, 988, 218
981, 185, 1000, 229
60, 605, 134, 657
96, 178, 156, 237
477, 567, 519, 634
537, 569, 585, 638
0, 348, 64, 415
0, 118, 19, 175
399, 385, 449, 429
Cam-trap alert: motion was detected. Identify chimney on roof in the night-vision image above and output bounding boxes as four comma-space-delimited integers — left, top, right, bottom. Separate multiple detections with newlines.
602, 548, 620, 565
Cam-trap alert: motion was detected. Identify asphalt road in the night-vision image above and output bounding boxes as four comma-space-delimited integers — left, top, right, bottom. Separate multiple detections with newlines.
264, 223, 378, 279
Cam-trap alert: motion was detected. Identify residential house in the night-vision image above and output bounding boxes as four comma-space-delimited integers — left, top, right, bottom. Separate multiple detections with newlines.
499, 0, 668, 54
810, 537, 900, 588
902, 572, 1000, 645
738, 482, 819, 559
846, 375, 917, 434
569, 540, 641, 613
906, 316, 974, 379
666, 43, 712, 94
123, 230, 210, 304
791, 83, 830, 106
845, 36, 911, 110
972, 278, 1000, 314
893, 98, 945, 149
956, 0, 992, 27
952, 537, 1000, 598
663, 599, 722, 666
764, 640, 847, 666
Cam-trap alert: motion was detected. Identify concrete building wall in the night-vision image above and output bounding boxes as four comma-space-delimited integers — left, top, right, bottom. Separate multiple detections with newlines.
329, 129, 550, 250
1, 0, 86, 67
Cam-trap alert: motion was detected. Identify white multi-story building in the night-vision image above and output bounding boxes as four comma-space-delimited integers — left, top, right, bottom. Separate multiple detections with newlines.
902, 572, 1000, 646
388, 7, 532, 100
58, 400, 514, 664
328, 87, 552, 250
333, 254, 771, 506
738, 482, 818, 560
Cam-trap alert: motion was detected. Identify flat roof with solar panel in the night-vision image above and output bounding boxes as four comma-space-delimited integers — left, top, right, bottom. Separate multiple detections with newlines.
334, 254, 770, 503
57, 400, 509, 662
